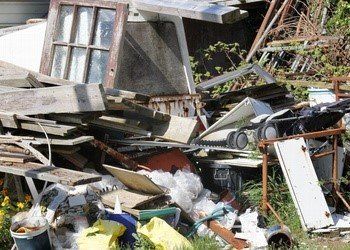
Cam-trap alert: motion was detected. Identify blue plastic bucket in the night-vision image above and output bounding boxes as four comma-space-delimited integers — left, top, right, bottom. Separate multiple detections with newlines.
10, 217, 52, 250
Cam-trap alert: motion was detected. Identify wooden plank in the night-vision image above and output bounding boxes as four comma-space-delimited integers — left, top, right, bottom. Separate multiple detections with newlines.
0, 71, 43, 88
103, 164, 164, 195
0, 112, 19, 128
0, 136, 93, 146
0, 162, 101, 186
105, 88, 150, 103
109, 98, 170, 121
0, 145, 30, 155
133, 0, 243, 24
109, 98, 198, 143
0, 152, 35, 163
0, 86, 21, 93
20, 122, 77, 136
0, 83, 107, 115
0, 111, 57, 129
33, 136, 94, 146
152, 114, 198, 144
59, 152, 88, 169
48, 113, 99, 125
92, 117, 151, 136
51, 146, 81, 154
274, 138, 334, 231
104, 3, 129, 88
0, 60, 75, 86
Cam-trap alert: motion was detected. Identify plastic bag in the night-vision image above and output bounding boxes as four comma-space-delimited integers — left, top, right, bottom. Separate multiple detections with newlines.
86, 169, 125, 191
169, 188, 193, 213
77, 219, 126, 250
237, 209, 268, 248
137, 217, 192, 250
151, 170, 177, 189
173, 170, 203, 199
138, 170, 204, 214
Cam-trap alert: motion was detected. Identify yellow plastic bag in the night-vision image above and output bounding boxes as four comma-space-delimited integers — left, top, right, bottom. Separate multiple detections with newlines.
137, 217, 192, 250
77, 219, 126, 250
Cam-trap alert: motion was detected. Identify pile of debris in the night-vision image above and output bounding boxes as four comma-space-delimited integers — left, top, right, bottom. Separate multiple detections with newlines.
0, 0, 349, 249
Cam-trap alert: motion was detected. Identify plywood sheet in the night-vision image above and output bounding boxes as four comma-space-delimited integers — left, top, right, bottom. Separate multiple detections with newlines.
103, 164, 164, 195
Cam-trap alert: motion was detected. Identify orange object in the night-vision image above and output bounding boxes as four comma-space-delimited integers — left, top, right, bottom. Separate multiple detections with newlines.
137, 149, 195, 173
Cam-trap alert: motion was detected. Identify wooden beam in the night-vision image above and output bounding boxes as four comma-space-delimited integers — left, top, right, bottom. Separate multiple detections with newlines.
92, 139, 150, 171
0, 84, 107, 115
59, 152, 88, 169
0, 60, 74, 86
0, 136, 93, 146
0, 112, 19, 129
92, 116, 151, 136
48, 113, 99, 125
105, 88, 150, 103
20, 122, 77, 136
0, 152, 35, 163
133, 0, 244, 23
31, 136, 93, 146
0, 162, 101, 186
0, 72, 43, 88
108, 97, 170, 121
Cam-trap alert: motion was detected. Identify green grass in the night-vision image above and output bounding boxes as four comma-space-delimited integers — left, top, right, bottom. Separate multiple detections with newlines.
131, 233, 220, 250
239, 167, 307, 242
190, 236, 221, 250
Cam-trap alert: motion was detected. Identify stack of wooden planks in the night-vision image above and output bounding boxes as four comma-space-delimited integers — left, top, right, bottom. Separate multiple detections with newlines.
0, 60, 199, 186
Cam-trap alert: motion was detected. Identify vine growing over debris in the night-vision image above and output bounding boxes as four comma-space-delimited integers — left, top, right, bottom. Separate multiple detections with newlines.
269, 0, 350, 87
190, 41, 249, 96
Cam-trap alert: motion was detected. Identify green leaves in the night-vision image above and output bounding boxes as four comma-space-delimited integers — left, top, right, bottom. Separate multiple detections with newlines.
190, 41, 247, 92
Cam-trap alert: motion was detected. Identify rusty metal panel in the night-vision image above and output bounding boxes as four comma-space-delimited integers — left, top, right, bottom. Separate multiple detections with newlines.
148, 94, 201, 117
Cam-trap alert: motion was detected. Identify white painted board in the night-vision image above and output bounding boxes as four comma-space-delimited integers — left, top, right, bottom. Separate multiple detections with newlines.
274, 138, 334, 231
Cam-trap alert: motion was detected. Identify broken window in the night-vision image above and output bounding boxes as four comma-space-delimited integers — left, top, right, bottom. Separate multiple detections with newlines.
40, 0, 128, 88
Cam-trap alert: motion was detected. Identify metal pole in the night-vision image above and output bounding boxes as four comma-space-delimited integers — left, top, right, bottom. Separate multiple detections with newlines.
332, 135, 339, 191
246, 0, 290, 62
262, 145, 268, 214
248, 0, 278, 56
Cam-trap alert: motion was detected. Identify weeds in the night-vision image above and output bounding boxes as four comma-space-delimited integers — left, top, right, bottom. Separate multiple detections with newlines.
132, 234, 220, 250
239, 168, 306, 241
